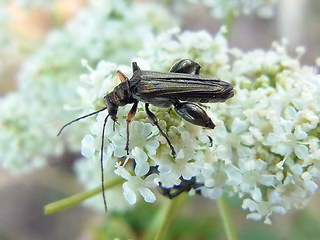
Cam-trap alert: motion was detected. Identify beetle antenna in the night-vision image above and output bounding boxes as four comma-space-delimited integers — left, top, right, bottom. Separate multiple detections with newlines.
101, 114, 110, 212
57, 107, 107, 136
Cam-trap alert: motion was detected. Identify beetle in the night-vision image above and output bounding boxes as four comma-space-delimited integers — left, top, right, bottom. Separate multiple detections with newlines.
58, 59, 234, 210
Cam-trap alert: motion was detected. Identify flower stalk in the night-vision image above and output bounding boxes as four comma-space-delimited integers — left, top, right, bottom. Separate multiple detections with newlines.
44, 177, 124, 214
153, 195, 186, 240
218, 197, 239, 240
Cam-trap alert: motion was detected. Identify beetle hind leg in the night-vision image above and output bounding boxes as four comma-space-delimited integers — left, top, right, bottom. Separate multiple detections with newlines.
170, 59, 201, 75
145, 103, 176, 158
173, 100, 215, 129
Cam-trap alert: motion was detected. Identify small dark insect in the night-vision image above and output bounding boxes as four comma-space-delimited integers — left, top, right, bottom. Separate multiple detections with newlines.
58, 59, 234, 211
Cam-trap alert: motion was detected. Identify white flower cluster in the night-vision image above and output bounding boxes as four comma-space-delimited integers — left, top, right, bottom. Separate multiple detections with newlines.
0, 94, 60, 173
0, 0, 176, 173
194, 0, 276, 19
76, 28, 320, 223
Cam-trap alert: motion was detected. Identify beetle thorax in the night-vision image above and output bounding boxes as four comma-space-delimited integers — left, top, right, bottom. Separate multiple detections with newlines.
104, 81, 135, 121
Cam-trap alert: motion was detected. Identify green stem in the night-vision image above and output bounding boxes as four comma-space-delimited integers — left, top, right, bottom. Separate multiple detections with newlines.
142, 195, 186, 240
217, 197, 239, 240
153, 200, 175, 240
154, 196, 184, 240
224, 10, 235, 39
44, 177, 124, 214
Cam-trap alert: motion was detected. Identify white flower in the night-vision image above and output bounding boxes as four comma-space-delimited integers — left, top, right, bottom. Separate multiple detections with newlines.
200, 161, 229, 200
81, 134, 96, 158
225, 157, 275, 194
114, 163, 157, 205
212, 118, 253, 164
263, 118, 309, 159
242, 188, 286, 224
156, 156, 198, 188
132, 147, 149, 177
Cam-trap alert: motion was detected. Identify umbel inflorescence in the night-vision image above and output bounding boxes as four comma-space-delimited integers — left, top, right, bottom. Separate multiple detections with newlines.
75, 28, 320, 224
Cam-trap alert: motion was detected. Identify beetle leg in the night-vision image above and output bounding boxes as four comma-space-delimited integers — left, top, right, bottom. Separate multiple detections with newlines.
167, 177, 199, 199
157, 177, 203, 199
145, 103, 176, 158
170, 59, 201, 75
132, 62, 141, 72
125, 101, 138, 155
117, 70, 129, 83
172, 100, 215, 129
145, 166, 203, 199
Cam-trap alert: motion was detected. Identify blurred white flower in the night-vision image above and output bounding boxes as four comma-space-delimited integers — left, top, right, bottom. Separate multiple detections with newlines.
0, 0, 176, 173
195, 0, 276, 19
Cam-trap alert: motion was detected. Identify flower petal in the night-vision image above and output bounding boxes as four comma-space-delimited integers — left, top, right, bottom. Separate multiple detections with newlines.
123, 182, 137, 205
139, 188, 156, 203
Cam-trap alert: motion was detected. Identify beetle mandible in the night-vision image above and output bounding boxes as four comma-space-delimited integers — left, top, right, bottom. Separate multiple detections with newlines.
58, 59, 234, 210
